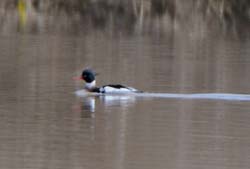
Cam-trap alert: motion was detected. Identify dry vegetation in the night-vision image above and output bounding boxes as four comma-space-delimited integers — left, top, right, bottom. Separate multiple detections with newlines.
0, 0, 249, 33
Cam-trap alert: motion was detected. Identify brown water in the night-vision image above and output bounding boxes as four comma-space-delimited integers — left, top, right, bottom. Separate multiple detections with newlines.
1, 29, 250, 169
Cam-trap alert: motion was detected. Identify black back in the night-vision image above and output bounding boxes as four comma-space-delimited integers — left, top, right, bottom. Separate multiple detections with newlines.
103, 84, 128, 89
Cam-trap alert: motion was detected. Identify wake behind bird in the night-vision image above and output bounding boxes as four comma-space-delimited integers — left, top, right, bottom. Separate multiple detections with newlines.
75, 90, 250, 101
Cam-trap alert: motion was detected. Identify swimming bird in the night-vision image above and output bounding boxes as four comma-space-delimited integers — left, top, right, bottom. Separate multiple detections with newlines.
74, 69, 142, 93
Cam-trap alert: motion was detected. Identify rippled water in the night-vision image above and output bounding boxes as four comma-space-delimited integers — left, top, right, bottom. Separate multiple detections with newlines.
1, 30, 250, 169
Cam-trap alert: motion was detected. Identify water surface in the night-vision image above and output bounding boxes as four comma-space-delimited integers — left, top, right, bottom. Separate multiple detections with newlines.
1, 28, 250, 169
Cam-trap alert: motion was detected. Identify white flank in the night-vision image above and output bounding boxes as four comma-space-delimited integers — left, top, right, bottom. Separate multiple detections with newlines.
100, 86, 138, 93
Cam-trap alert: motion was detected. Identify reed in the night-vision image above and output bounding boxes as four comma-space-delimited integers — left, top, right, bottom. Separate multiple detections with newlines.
0, 0, 249, 33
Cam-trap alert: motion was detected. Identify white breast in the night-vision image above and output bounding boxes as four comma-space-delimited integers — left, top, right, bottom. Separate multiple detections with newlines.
85, 80, 96, 90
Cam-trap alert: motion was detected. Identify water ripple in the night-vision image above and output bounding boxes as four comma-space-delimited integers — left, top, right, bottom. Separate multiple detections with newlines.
75, 90, 250, 101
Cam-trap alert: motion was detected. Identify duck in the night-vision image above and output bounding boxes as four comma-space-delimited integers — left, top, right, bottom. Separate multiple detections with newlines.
74, 69, 142, 93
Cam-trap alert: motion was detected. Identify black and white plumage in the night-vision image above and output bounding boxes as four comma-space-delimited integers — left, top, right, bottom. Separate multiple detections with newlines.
79, 69, 142, 93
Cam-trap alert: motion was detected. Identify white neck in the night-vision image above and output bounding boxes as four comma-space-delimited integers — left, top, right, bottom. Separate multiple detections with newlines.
85, 80, 96, 90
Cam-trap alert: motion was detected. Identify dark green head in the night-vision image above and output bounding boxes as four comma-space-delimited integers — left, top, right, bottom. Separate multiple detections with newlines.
81, 69, 97, 83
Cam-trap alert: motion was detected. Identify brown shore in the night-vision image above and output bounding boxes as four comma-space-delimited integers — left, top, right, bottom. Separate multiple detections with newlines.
0, 0, 250, 35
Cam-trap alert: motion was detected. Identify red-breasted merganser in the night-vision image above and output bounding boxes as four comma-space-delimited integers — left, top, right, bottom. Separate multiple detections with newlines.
74, 69, 142, 93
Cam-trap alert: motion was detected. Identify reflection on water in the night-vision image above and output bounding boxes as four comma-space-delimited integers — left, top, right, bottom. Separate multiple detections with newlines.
73, 94, 137, 118
80, 96, 96, 113
72, 94, 135, 119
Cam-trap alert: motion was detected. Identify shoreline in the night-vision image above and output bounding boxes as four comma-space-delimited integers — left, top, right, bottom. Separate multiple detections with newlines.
0, 0, 250, 35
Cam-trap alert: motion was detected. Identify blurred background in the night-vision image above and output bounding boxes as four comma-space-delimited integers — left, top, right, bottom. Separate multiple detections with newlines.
0, 0, 250, 35
1, 1, 250, 169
